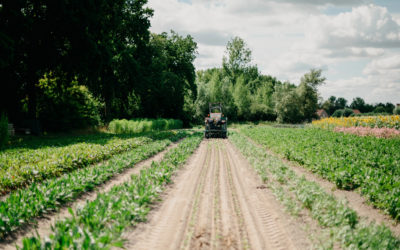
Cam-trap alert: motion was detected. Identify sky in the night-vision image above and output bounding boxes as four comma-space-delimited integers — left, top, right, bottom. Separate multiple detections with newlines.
147, 0, 400, 104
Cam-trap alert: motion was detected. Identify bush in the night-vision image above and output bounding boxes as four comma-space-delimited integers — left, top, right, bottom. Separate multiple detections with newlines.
37, 73, 103, 132
108, 118, 183, 134
332, 108, 354, 117
351, 112, 391, 117
0, 113, 8, 149
394, 106, 400, 115
343, 108, 354, 117
332, 109, 344, 117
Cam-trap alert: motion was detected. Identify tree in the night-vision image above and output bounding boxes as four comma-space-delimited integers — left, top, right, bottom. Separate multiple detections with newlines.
394, 106, 400, 115
274, 83, 302, 123
350, 97, 366, 112
144, 31, 197, 122
222, 36, 252, 80
335, 97, 348, 110
322, 96, 337, 115
233, 75, 252, 120
297, 69, 325, 121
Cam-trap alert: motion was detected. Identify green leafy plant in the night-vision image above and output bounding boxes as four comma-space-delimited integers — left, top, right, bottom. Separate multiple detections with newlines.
0, 131, 178, 194
19, 133, 202, 249
240, 126, 400, 221
230, 131, 400, 249
0, 131, 186, 239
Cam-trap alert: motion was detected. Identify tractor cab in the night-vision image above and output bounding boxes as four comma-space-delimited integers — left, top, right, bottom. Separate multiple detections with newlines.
204, 103, 228, 138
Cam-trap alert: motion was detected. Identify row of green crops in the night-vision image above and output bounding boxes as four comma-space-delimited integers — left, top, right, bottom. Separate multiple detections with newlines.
20, 133, 202, 249
240, 126, 400, 221
0, 131, 177, 194
108, 118, 183, 134
0, 131, 187, 239
230, 132, 400, 249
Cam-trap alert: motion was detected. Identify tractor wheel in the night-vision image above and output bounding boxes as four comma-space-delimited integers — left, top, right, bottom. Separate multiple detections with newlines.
205, 132, 209, 139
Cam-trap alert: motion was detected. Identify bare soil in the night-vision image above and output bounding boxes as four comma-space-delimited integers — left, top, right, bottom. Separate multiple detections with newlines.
1, 141, 181, 250
126, 139, 311, 250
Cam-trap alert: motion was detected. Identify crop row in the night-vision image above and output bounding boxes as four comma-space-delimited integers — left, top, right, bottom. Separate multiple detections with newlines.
240, 126, 400, 221
230, 132, 400, 249
312, 115, 400, 130
0, 131, 187, 239
0, 131, 177, 194
20, 133, 202, 249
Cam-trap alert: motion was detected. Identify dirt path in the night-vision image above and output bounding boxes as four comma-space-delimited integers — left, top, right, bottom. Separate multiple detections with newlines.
126, 139, 310, 250
1, 141, 181, 250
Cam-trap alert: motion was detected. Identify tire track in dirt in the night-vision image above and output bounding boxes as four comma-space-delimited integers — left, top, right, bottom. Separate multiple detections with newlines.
1, 140, 182, 250
127, 139, 310, 250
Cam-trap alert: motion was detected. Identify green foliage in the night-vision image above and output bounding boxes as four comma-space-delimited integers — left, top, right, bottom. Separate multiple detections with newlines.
332, 109, 344, 117
222, 36, 252, 78
108, 118, 183, 134
230, 131, 400, 249
351, 112, 391, 117
137, 31, 197, 123
0, 131, 186, 238
373, 106, 386, 113
0, 132, 180, 193
20, 133, 202, 248
0, 113, 8, 149
332, 108, 354, 117
394, 106, 400, 115
37, 73, 103, 131
241, 126, 400, 221
274, 83, 303, 123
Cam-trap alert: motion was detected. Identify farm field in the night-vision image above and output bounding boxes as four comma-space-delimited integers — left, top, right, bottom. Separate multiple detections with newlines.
1, 126, 400, 249
240, 126, 400, 221
0, 131, 181, 194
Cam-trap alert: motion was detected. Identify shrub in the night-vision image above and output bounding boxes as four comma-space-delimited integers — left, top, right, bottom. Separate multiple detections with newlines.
108, 118, 183, 134
37, 73, 103, 131
394, 106, 400, 115
332, 108, 354, 117
332, 109, 344, 117
343, 108, 354, 117
0, 113, 8, 149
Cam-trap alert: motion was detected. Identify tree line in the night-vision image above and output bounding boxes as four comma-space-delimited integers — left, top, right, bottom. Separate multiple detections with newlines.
190, 37, 325, 124
320, 96, 399, 117
0, 0, 197, 132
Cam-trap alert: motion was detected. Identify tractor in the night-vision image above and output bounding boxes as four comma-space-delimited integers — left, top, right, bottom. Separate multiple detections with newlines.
204, 103, 228, 138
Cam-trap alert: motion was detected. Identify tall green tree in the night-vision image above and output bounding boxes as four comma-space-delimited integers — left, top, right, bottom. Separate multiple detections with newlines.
143, 31, 197, 122
297, 69, 325, 121
222, 36, 252, 80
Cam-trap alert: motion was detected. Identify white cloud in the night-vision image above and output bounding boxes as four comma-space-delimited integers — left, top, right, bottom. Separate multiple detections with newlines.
306, 4, 400, 51
363, 55, 400, 74
148, 0, 400, 103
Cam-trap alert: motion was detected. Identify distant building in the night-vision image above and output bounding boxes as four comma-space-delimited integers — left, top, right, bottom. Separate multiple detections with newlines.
352, 109, 361, 114
316, 109, 329, 119
397, 103, 400, 107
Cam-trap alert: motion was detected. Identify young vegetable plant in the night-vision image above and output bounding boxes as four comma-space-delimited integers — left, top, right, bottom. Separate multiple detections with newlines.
0, 131, 187, 239
230, 131, 400, 249
19, 133, 202, 249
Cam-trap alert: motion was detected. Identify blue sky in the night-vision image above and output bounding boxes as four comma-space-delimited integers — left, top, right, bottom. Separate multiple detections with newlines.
148, 0, 400, 104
